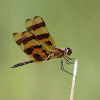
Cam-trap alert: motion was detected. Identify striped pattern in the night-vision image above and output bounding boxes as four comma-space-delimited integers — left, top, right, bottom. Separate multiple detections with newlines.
37, 33, 50, 40
26, 16, 56, 51
27, 22, 45, 31
13, 31, 51, 62
13, 16, 56, 63
11, 60, 34, 68
13, 16, 56, 62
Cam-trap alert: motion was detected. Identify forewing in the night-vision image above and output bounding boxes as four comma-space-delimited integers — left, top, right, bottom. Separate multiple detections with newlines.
13, 33, 25, 51
13, 32, 51, 62
25, 16, 56, 52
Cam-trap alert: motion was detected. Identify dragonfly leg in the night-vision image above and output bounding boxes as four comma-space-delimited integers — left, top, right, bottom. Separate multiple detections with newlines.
67, 56, 76, 60
44, 53, 54, 61
64, 56, 74, 65
65, 55, 76, 63
61, 58, 73, 76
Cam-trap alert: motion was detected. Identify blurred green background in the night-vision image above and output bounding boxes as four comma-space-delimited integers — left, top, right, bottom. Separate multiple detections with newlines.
0, 0, 100, 100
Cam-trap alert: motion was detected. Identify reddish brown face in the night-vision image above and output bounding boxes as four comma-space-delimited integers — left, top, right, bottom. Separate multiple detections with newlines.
64, 48, 72, 55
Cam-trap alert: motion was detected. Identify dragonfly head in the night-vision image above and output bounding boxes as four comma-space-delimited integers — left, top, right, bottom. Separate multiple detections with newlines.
64, 47, 72, 56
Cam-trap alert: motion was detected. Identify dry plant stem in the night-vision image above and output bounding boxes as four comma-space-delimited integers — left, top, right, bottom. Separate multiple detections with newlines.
70, 59, 78, 100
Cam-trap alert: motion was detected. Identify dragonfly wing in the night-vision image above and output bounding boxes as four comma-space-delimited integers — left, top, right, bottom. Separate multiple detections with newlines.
25, 16, 56, 52
13, 32, 51, 62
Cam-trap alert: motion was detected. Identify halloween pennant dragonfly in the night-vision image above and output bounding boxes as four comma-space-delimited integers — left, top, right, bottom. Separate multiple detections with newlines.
12, 16, 75, 75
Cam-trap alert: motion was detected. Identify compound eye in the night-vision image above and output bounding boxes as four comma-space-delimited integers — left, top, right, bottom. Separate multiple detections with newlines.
67, 48, 72, 55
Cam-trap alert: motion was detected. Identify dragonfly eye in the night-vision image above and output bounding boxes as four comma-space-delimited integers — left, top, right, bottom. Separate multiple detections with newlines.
64, 48, 72, 55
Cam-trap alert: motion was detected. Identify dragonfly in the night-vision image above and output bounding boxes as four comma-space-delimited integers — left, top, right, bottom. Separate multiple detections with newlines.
12, 16, 75, 75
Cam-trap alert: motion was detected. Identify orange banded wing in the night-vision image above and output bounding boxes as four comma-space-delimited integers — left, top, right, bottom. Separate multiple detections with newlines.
13, 33, 25, 50
25, 16, 56, 52
13, 32, 51, 62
